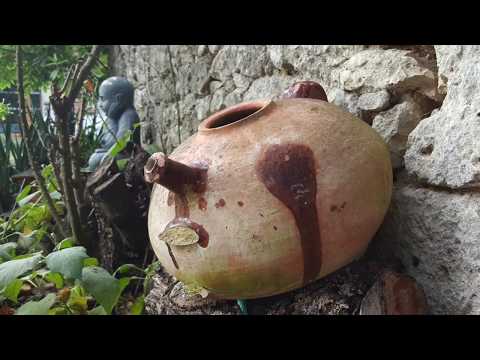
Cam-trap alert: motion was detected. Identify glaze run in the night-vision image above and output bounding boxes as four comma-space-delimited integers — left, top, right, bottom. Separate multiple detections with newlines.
198, 197, 208, 211
256, 143, 321, 284
159, 161, 210, 268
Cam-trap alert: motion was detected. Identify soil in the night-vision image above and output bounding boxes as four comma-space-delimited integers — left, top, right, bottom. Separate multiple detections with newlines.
144, 252, 398, 315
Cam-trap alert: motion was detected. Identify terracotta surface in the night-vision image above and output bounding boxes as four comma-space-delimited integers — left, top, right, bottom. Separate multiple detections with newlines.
147, 97, 393, 300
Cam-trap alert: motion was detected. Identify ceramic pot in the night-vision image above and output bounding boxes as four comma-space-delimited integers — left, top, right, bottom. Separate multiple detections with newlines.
145, 84, 392, 300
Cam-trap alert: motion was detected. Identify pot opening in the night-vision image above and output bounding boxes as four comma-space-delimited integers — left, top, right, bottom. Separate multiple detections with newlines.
203, 102, 266, 129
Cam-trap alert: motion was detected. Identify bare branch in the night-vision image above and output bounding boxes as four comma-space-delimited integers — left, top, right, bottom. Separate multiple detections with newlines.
66, 45, 104, 108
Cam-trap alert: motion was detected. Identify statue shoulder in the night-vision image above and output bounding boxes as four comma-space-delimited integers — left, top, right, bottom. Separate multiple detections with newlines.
119, 107, 139, 123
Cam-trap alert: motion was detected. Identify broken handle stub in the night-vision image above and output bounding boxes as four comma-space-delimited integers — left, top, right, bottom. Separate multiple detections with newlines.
144, 152, 208, 194
281, 81, 328, 102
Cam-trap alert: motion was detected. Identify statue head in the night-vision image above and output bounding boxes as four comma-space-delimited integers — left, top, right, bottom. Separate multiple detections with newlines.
98, 76, 134, 120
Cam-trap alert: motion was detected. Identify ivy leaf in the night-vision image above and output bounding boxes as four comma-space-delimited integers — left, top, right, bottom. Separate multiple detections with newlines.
0, 254, 43, 290
2, 279, 23, 303
15, 185, 32, 204
67, 285, 88, 313
49, 191, 62, 201
107, 130, 132, 158
0, 242, 17, 262
17, 190, 41, 208
87, 306, 107, 315
130, 295, 144, 315
81, 266, 129, 314
15, 293, 56, 315
44, 272, 64, 289
46, 246, 89, 280
113, 263, 145, 277
54, 237, 75, 251
83, 257, 99, 267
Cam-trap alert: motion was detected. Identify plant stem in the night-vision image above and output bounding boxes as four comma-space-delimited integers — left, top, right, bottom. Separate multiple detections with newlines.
15, 45, 67, 239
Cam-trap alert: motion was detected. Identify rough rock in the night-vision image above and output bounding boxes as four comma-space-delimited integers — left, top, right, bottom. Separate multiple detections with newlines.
111, 45, 439, 155
358, 90, 391, 112
372, 96, 431, 168
374, 174, 480, 314
405, 45, 480, 189
335, 48, 438, 100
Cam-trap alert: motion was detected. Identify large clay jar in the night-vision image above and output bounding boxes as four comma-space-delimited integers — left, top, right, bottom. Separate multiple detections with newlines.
146, 84, 392, 300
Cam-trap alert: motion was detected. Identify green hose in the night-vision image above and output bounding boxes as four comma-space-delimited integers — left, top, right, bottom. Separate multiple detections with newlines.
236, 299, 248, 314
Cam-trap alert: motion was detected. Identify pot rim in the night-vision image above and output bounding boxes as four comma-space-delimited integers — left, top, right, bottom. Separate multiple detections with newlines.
198, 99, 273, 132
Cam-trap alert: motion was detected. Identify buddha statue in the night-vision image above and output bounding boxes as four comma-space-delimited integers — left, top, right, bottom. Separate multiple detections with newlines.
88, 76, 140, 171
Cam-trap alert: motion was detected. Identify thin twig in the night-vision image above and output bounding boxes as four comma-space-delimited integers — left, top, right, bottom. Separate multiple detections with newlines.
59, 64, 76, 95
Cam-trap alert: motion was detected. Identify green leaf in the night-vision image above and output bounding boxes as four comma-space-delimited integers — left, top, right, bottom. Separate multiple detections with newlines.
116, 159, 128, 171
81, 266, 129, 314
0, 242, 17, 262
49, 191, 62, 201
49, 69, 59, 82
17, 191, 40, 207
15, 185, 32, 203
15, 293, 56, 315
83, 257, 99, 267
0, 254, 43, 290
67, 285, 88, 313
87, 306, 107, 315
17, 230, 42, 251
54, 238, 75, 251
113, 263, 145, 277
44, 272, 64, 289
107, 130, 132, 158
48, 306, 68, 315
2, 279, 23, 303
46, 246, 89, 280
130, 295, 144, 315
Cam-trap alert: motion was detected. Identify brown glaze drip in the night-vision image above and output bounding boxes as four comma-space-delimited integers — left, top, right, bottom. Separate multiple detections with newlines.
174, 193, 190, 218
256, 143, 321, 284
198, 197, 207, 211
215, 199, 226, 208
237, 201, 244, 207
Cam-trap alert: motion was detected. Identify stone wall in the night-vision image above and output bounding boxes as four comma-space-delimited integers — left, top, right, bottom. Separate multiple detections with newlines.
111, 45, 480, 314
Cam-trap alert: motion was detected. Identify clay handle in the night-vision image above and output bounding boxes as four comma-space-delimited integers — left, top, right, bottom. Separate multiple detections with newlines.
144, 152, 207, 194
281, 81, 328, 101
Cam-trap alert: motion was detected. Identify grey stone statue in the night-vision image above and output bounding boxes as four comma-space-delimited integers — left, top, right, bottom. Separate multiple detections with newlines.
88, 76, 140, 171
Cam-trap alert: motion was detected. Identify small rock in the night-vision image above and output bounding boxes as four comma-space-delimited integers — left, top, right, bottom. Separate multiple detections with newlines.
330, 88, 361, 117
372, 98, 427, 169
336, 48, 437, 99
358, 90, 391, 111
197, 45, 207, 57
208, 45, 220, 55
405, 45, 480, 189
360, 270, 428, 315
